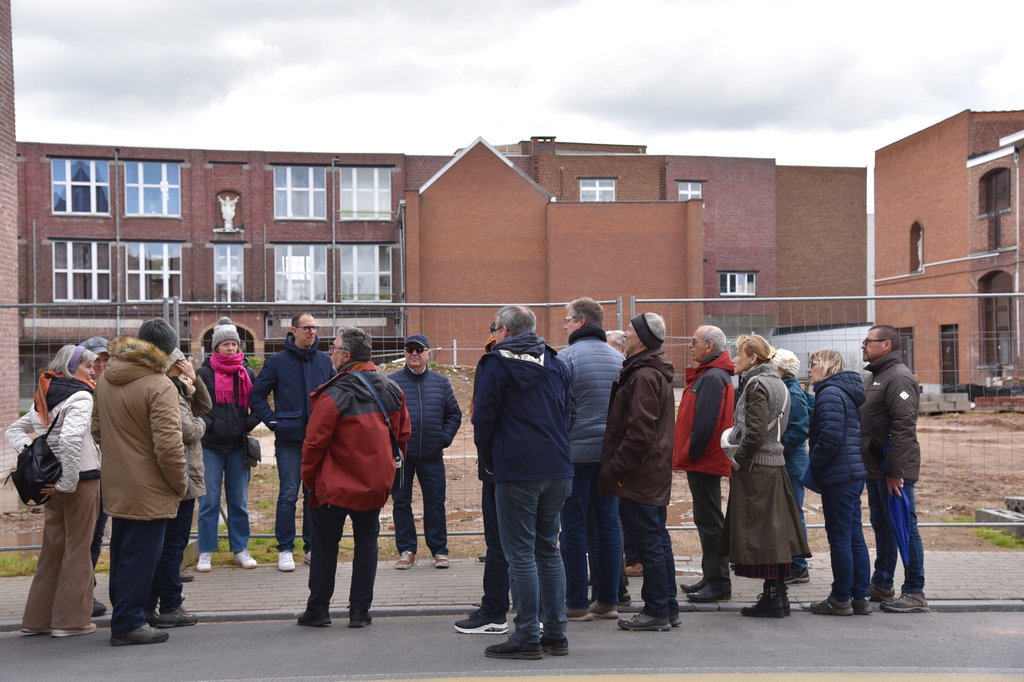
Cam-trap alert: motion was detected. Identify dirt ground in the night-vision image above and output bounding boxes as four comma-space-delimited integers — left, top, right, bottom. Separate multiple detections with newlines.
4, 364, 1022, 558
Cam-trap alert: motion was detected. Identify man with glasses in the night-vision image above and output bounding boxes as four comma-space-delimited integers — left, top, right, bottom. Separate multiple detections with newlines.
251, 313, 333, 572
557, 297, 624, 622
389, 334, 463, 570
860, 325, 928, 613
672, 325, 735, 604
474, 305, 573, 659
298, 327, 410, 629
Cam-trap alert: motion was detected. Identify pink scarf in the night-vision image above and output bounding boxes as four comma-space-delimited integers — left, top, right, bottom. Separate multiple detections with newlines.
210, 351, 252, 407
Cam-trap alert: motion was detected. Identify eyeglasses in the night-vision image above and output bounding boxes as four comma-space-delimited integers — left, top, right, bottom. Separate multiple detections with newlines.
861, 338, 885, 346
405, 346, 426, 354
689, 337, 709, 347
328, 343, 343, 353
564, 316, 581, 323
296, 325, 319, 333
489, 323, 503, 335
809, 360, 821, 368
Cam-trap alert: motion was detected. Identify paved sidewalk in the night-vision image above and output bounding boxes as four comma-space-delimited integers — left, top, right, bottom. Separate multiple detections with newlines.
2, 550, 1021, 631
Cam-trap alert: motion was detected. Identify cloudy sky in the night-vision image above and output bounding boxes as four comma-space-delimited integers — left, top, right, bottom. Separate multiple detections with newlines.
12, 0, 1024, 206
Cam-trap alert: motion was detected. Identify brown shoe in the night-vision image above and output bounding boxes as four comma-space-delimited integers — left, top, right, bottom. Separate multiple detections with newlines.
624, 561, 644, 577
395, 551, 416, 570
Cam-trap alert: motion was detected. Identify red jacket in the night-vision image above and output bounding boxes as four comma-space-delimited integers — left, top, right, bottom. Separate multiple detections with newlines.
302, 363, 411, 511
672, 350, 735, 477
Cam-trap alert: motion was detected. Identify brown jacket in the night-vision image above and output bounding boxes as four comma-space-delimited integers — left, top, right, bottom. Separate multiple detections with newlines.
91, 336, 186, 520
174, 374, 211, 501
598, 348, 676, 506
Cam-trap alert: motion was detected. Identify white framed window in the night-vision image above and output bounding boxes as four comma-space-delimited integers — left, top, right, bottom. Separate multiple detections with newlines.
51, 159, 110, 214
719, 271, 756, 297
580, 178, 615, 202
53, 241, 111, 301
274, 166, 326, 219
125, 162, 181, 216
126, 242, 182, 301
340, 167, 392, 220
341, 244, 392, 301
275, 244, 327, 302
678, 181, 702, 201
214, 243, 244, 302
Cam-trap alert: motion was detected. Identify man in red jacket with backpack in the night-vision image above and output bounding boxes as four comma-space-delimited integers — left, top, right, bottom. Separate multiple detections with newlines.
673, 325, 735, 604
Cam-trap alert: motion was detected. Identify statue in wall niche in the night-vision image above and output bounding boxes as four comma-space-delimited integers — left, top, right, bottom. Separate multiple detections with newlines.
219, 194, 239, 231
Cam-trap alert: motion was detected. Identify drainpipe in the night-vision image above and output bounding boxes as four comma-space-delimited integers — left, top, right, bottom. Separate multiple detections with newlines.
113, 148, 122, 334
31, 219, 37, 341
330, 156, 338, 332
1015, 150, 1021, 367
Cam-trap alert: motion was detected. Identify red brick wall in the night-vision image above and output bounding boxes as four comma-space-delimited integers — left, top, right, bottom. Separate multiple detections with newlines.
776, 165, 868, 328
532, 153, 663, 202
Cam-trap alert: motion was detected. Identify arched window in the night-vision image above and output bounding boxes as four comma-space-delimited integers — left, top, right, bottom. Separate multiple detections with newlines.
980, 270, 1013, 367
909, 222, 923, 273
980, 169, 1011, 250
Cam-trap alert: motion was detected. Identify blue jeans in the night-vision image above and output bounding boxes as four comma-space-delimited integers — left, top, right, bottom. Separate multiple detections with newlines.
275, 441, 310, 553
820, 479, 870, 602
306, 504, 381, 612
560, 462, 621, 608
495, 477, 571, 644
147, 497, 195, 613
480, 481, 510, 618
789, 473, 809, 572
867, 478, 925, 593
198, 447, 251, 553
618, 497, 678, 618
109, 517, 167, 634
391, 457, 448, 556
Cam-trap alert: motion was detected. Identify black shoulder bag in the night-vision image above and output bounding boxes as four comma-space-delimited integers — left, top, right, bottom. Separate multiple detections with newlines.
6, 414, 63, 506
351, 371, 406, 486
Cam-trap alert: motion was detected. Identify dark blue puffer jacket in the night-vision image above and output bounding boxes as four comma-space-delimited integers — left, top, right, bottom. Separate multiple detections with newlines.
250, 333, 334, 443
557, 327, 623, 463
390, 365, 462, 462
808, 370, 867, 487
473, 331, 573, 483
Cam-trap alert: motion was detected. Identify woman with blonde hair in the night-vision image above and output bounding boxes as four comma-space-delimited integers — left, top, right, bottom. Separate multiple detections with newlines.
805, 349, 871, 615
6, 344, 101, 637
721, 334, 810, 618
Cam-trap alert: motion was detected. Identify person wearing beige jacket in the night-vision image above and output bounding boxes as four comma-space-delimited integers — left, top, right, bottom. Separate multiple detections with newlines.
91, 319, 185, 646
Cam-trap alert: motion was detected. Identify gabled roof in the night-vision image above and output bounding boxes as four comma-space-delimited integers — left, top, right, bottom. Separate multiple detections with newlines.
418, 136, 552, 199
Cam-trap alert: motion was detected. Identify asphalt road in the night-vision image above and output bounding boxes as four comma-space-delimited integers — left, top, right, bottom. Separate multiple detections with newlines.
2, 612, 1022, 681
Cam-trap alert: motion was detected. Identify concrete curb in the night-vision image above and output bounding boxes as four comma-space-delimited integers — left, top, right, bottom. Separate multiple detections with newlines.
4, 599, 1022, 633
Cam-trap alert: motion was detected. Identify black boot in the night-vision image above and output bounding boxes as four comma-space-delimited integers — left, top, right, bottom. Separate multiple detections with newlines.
741, 579, 786, 618
779, 578, 791, 616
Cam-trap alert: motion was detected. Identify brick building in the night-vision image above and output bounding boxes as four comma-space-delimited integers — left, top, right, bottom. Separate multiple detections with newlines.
874, 110, 1024, 387
0, 0, 17, 430
14, 133, 866, 394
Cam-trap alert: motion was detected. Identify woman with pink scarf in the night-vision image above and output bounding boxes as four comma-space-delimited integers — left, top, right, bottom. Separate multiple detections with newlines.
195, 317, 261, 571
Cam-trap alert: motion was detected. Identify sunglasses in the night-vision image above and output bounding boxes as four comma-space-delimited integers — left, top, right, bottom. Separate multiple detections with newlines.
405, 346, 427, 354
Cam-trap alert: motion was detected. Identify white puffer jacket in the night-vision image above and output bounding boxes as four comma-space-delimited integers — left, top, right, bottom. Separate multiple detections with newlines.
6, 391, 101, 493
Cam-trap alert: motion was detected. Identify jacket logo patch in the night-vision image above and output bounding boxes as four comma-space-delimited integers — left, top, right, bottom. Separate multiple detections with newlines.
899, 390, 910, 400
498, 350, 546, 366
873, 382, 881, 386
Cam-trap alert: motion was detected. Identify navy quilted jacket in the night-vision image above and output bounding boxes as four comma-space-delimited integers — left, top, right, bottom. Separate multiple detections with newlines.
808, 370, 867, 487
390, 365, 462, 461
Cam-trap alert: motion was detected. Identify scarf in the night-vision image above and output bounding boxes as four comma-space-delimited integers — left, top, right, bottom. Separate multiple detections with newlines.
34, 371, 94, 426
210, 351, 252, 407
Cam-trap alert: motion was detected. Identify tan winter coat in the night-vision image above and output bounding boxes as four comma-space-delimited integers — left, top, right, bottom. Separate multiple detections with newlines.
174, 374, 212, 501
91, 336, 186, 520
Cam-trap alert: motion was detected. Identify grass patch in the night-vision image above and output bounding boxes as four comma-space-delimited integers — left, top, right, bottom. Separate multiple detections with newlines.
945, 515, 1024, 549
0, 552, 37, 577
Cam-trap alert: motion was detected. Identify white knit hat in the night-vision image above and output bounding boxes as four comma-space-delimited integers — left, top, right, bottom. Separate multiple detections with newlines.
772, 348, 800, 377
212, 316, 241, 351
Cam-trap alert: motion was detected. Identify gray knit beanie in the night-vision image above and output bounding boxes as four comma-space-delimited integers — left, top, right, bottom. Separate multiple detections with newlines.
138, 317, 179, 355
212, 316, 241, 351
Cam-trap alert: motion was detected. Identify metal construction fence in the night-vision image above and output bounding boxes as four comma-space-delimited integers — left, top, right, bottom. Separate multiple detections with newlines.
3, 293, 1023, 552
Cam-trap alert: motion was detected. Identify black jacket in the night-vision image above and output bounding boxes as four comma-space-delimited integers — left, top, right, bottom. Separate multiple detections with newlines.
390, 365, 462, 462
197, 358, 261, 452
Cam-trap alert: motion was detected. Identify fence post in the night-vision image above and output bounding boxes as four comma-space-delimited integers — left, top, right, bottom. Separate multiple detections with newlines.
453, 338, 458, 366
616, 296, 623, 330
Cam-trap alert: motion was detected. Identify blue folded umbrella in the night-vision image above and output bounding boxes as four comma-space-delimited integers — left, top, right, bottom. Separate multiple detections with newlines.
881, 443, 911, 567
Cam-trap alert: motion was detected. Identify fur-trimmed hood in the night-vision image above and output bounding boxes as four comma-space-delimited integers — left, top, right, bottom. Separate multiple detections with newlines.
104, 335, 172, 385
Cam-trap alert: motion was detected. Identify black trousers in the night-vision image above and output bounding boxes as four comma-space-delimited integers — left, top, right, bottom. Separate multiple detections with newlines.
686, 471, 731, 589
306, 504, 380, 613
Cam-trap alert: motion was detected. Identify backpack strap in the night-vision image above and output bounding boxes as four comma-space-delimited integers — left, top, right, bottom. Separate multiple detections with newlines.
351, 371, 405, 484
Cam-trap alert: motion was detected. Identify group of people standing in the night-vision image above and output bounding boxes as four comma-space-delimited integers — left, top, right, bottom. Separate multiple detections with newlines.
6, 302, 928, 653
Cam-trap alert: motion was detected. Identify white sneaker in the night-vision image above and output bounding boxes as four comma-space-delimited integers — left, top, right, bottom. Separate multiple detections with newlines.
303, 551, 311, 565
196, 552, 212, 572
233, 550, 257, 568
278, 551, 295, 572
